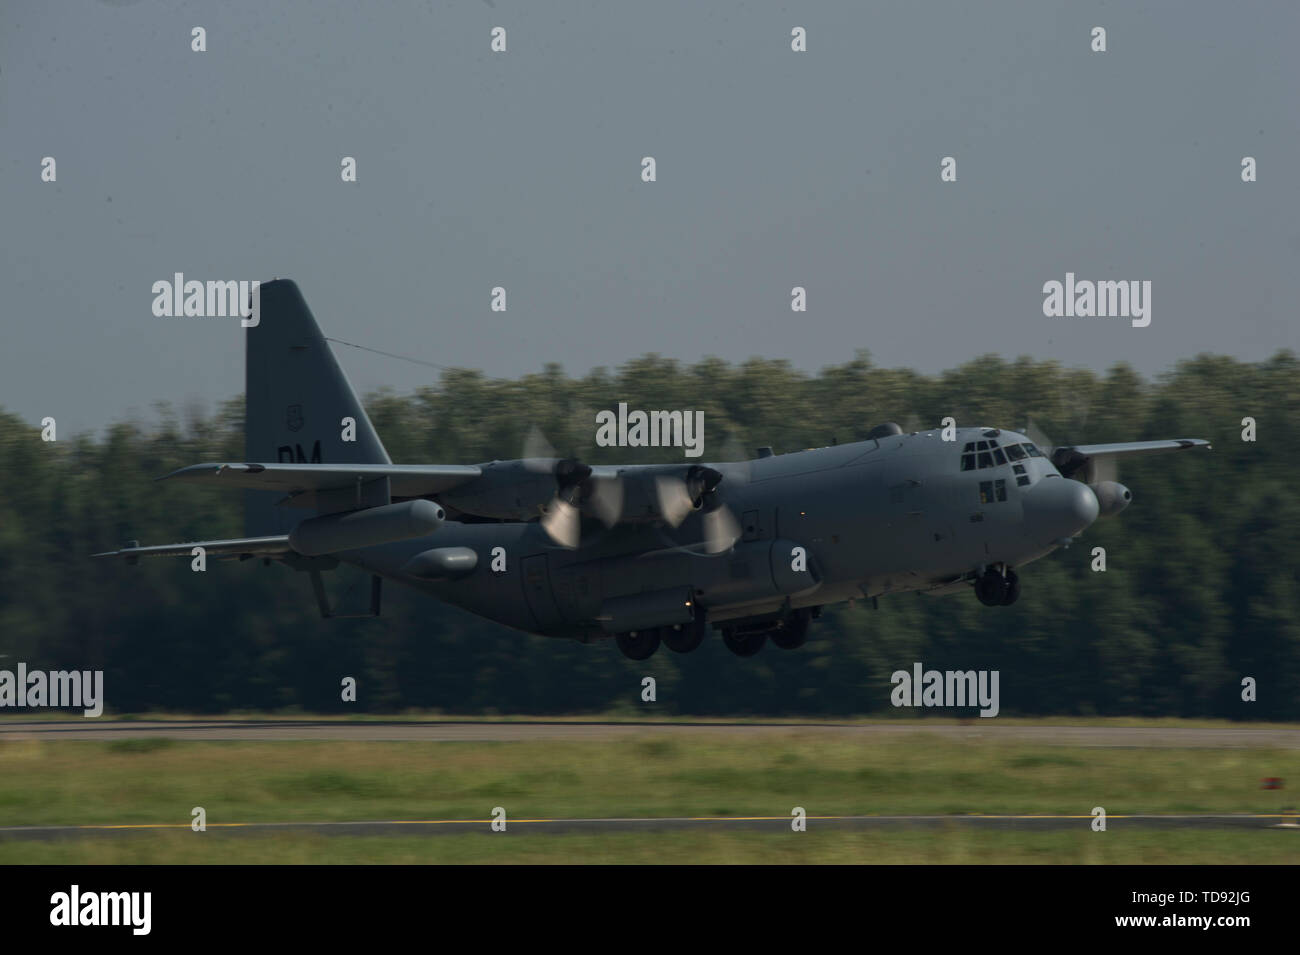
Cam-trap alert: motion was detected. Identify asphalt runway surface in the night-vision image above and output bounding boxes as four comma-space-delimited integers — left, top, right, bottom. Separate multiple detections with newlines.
2, 718, 1299, 748
2, 814, 1297, 841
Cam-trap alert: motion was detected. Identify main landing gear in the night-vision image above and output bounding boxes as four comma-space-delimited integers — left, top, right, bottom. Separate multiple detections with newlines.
769, 608, 812, 650
662, 617, 706, 654
615, 615, 708, 659
723, 608, 814, 656
615, 629, 660, 660
722, 628, 767, 657
615, 608, 818, 659
974, 566, 1020, 606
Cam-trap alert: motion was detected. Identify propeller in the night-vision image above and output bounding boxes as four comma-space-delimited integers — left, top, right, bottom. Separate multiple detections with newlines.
522, 427, 584, 548
654, 464, 740, 554
1024, 416, 1054, 455
652, 465, 721, 524
698, 439, 754, 554
523, 426, 741, 551
524, 426, 624, 547
538, 458, 589, 548
1025, 416, 1116, 484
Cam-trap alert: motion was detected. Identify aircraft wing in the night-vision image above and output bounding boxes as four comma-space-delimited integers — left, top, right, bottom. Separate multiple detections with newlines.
1061, 438, 1211, 458
92, 535, 293, 561
160, 463, 482, 498
1051, 438, 1210, 480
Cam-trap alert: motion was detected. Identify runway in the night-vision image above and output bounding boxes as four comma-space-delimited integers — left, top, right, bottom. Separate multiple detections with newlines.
1, 718, 1298, 748
2, 814, 1297, 841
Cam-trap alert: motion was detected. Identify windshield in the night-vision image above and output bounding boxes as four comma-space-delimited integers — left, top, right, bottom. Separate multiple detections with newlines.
961, 440, 1045, 471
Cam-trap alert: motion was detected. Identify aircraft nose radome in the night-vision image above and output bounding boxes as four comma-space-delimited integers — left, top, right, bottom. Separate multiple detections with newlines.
1023, 478, 1099, 542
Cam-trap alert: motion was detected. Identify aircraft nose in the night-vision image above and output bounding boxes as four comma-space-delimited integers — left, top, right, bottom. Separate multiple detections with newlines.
1022, 477, 1099, 543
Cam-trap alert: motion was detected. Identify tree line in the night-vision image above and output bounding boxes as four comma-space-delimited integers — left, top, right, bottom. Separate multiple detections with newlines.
1, 348, 1296, 718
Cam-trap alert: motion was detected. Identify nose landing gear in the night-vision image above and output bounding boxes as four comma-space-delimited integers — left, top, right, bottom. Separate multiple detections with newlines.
975, 566, 1020, 606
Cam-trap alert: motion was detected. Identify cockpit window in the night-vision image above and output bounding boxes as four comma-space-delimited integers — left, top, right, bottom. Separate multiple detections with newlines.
960, 439, 1047, 471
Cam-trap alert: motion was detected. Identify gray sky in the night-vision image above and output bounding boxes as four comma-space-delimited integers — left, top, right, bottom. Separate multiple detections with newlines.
3, 0, 1297, 435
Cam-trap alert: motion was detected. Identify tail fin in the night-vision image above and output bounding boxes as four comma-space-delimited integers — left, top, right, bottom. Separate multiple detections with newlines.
244, 279, 391, 535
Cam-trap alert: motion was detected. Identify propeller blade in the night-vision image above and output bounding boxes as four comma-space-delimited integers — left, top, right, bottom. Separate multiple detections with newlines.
1024, 417, 1054, 454
701, 505, 740, 554
539, 498, 582, 548
1091, 454, 1118, 485
585, 474, 624, 527
654, 475, 697, 527
718, 436, 755, 482
522, 426, 557, 472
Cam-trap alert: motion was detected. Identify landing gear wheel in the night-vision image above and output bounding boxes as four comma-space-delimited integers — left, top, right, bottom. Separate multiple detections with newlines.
663, 619, 705, 654
974, 571, 1010, 607
616, 629, 661, 660
723, 628, 767, 657
1000, 569, 1020, 606
770, 610, 811, 650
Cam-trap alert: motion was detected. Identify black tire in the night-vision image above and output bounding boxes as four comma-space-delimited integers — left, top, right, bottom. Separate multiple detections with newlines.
616, 629, 661, 660
662, 620, 705, 654
723, 628, 767, 657
770, 610, 811, 650
1000, 569, 1021, 606
975, 572, 1009, 607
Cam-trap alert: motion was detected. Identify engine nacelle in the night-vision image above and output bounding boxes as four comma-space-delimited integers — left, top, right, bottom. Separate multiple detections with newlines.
1089, 481, 1132, 518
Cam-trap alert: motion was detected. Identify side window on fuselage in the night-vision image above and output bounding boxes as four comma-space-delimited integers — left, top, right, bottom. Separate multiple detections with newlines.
979, 478, 1009, 504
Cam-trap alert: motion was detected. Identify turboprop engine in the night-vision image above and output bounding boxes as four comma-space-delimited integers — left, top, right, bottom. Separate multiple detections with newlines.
1089, 481, 1132, 518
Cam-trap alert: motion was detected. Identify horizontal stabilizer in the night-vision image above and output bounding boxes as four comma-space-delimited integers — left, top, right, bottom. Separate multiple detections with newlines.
92, 535, 293, 561
161, 463, 482, 498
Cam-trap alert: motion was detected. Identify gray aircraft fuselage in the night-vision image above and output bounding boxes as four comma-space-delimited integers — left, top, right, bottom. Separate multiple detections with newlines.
95, 280, 1205, 659
344, 427, 1091, 640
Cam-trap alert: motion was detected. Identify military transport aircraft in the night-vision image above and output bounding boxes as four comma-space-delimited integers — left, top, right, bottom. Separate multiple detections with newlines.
95, 280, 1211, 659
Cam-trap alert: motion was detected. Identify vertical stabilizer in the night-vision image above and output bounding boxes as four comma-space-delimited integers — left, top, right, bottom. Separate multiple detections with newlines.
244, 279, 390, 535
